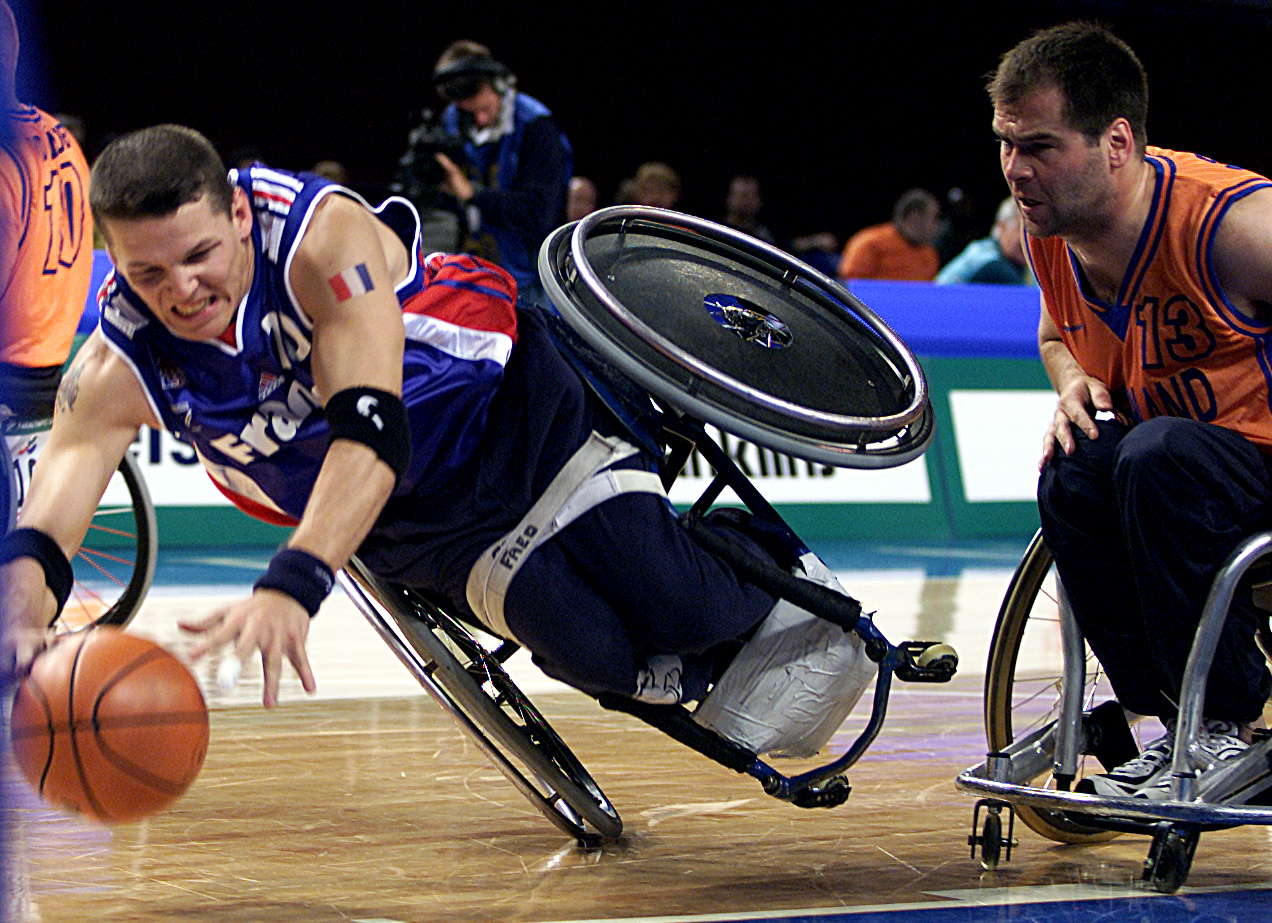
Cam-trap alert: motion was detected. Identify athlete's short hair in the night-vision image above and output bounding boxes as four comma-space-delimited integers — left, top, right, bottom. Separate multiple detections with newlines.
989, 21, 1148, 151
90, 125, 234, 234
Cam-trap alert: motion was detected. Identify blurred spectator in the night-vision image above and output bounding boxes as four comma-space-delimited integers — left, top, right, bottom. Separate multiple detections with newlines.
632, 161, 680, 209
614, 176, 638, 205
429, 39, 573, 306
936, 197, 1034, 285
310, 159, 350, 185
721, 174, 775, 244
566, 175, 598, 221
790, 232, 841, 278
934, 186, 977, 266
837, 188, 941, 281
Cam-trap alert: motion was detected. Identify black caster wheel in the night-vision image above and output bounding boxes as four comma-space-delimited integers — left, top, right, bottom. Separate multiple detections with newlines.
980, 811, 1003, 870
969, 799, 1015, 871
1143, 825, 1199, 894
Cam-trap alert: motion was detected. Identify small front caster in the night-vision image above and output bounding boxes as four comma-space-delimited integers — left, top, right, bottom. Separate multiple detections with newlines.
969, 798, 1016, 870
1143, 824, 1199, 893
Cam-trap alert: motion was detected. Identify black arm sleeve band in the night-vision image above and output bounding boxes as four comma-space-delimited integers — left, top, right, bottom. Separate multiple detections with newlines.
0, 527, 73, 616
253, 548, 335, 618
324, 387, 411, 484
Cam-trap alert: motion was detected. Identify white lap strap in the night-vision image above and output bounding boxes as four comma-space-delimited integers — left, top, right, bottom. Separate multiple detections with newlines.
465, 432, 665, 640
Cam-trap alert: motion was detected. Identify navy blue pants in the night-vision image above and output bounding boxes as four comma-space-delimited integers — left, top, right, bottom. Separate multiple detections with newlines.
1038, 416, 1272, 723
501, 493, 776, 700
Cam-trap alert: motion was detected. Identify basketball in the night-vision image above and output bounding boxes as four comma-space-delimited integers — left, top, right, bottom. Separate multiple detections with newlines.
9, 627, 209, 823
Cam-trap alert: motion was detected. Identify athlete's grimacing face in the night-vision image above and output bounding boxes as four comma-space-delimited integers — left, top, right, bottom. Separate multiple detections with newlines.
104, 188, 254, 342
993, 84, 1114, 240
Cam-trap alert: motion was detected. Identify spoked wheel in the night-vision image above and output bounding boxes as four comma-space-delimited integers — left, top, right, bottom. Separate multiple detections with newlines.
60, 453, 158, 632
4, 439, 156, 633
984, 530, 1121, 844
341, 558, 623, 844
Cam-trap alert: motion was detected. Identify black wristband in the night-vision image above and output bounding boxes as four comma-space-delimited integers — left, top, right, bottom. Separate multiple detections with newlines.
253, 548, 335, 618
0, 527, 73, 615
325, 387, 411, 484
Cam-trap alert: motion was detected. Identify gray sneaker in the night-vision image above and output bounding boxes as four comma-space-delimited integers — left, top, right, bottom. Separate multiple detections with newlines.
1136, 718, 1250, 802
1076, 721, 1175, 798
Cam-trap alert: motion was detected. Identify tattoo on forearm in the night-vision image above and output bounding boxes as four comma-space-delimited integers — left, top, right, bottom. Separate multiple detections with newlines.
328, 263, 375, 301
55, 360, 83, 417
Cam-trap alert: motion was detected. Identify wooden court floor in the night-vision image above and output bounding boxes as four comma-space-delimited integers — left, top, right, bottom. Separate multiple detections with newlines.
7, 575, 1272, 922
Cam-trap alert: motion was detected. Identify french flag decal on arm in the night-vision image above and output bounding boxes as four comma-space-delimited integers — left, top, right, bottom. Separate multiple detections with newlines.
329, 263, 375, 301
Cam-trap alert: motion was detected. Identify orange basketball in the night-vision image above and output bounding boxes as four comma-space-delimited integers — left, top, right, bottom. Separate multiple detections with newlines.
9, 627, 209, 823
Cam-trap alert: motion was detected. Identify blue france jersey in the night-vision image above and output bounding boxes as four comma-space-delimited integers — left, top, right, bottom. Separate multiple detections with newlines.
99, 166, 518, 523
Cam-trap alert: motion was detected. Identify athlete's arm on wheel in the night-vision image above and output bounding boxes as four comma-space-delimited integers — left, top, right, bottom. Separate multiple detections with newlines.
1038, 304, 1112, 467
0, 332, 157, 674
181, 194, 407, 708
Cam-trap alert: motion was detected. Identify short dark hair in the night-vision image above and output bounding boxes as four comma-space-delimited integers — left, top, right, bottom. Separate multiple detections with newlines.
90, 124, 234, 232
989, 21, 1148, 150
433, 39, 510, 102
892, 188, 938, 224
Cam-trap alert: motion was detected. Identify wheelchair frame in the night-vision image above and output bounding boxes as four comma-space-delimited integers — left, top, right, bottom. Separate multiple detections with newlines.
956, 528, 1272, 892
336, 208, 958, 845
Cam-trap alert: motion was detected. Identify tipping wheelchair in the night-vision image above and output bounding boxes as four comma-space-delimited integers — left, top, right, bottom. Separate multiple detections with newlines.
338, 206, 958, 845
956, 529, 1272, 892
2, 420, 158, 634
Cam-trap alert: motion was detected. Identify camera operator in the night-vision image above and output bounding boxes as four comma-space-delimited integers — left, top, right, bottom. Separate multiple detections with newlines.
420, 40, 572, 307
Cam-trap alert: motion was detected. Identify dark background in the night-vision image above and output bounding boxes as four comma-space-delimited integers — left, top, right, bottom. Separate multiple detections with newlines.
11, 0, 1272, 245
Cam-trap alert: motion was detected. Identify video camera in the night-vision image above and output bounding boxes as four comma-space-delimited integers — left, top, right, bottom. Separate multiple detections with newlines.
392, 109, 468, 200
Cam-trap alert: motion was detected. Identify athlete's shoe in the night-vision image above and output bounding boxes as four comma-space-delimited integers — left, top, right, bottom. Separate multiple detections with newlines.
634, 654, 684, 705
1075, 721, 1175, 798
1135, 719, 1252, 802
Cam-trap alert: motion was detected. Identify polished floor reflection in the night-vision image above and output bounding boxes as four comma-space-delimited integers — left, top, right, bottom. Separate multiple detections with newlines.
6, 541, 1271, 923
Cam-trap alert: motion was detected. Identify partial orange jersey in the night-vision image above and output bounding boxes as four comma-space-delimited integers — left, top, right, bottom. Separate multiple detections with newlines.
0, 105, 93, 368
1029, 147, 1272, 449
838, 223, 939, 281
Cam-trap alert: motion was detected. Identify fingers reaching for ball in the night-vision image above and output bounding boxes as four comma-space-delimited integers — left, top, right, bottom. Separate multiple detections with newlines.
179, 589, 316, 708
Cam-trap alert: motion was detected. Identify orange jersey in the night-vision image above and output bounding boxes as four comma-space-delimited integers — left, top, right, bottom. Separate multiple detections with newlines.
1029, 147, 1272, 448
0, 106, 93, 368
838, 222, 939, 281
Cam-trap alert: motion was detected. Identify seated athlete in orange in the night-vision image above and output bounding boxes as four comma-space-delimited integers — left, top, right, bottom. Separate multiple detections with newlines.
0, 0, 93, 427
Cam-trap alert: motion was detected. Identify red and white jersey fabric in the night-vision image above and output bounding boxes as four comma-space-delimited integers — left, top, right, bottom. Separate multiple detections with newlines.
1029, 147, 1272, 448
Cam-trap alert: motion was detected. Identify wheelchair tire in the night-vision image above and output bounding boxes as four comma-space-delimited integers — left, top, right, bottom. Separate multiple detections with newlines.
984, 530, 1118, 844
4, 438, 156, 633
539, 207, 934, 469
61, 452, 158, 632
343, 560, 623, 844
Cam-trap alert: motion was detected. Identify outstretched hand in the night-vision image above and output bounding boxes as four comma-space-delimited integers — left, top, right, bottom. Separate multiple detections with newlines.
181, 589, 316, 708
